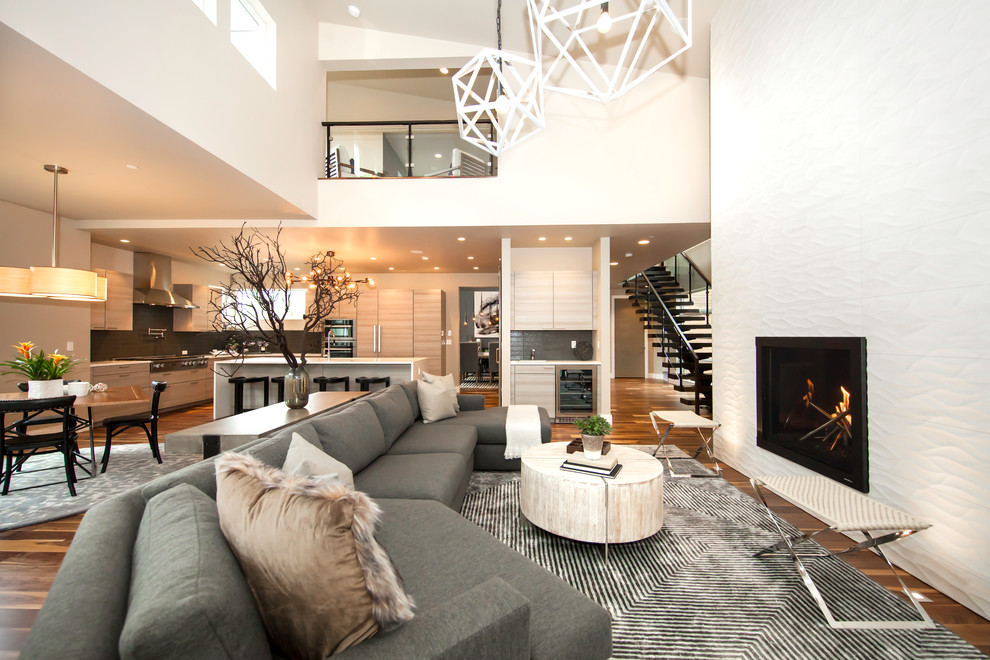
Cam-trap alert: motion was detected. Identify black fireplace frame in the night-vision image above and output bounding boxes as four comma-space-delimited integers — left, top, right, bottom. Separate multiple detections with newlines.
755, 336, 869, 492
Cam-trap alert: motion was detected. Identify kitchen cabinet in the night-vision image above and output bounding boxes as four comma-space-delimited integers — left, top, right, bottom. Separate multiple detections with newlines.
90, 362, 150, 425
512, 364, 557, 418
90, 270, 133, 331
157, 366, 213, 411
513, 271, 593, 330
413, 289, 446, 375
173, 284, 216, 332
356, 289, 414, 357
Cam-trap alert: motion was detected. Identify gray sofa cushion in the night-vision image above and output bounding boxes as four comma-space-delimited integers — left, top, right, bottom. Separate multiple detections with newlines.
309, 401, 388, 472
373, 499, 612, 659
119, 484, 269, 660
20, 491, 148, 660
364, 386, 415, 448
397, 380, 421, 419
354, 453, 469, 508
389, 421, 476, 464
433, 407, 552, 445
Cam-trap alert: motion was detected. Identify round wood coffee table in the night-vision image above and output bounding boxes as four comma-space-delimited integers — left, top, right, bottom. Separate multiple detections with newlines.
520, 442, 663, 544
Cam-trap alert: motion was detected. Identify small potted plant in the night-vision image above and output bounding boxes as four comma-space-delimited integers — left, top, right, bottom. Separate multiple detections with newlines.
1, 341, 80, 398
574, 414, 613, 460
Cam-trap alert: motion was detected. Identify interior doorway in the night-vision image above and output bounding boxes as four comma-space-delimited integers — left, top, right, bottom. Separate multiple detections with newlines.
613, 297, 645, 378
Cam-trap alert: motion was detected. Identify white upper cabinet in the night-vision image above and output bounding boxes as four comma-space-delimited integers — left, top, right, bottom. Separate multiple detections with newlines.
513, 271, 593, 330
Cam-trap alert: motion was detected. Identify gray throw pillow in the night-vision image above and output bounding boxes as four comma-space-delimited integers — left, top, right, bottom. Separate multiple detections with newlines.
422, 371, 460, 412
282, 432, 354, 489
120, 483, 269, 660
417, 378, 458, 423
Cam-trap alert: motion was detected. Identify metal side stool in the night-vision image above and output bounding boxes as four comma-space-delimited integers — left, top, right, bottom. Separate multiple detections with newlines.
649, 410, 721, 477
750, 475, 934, 630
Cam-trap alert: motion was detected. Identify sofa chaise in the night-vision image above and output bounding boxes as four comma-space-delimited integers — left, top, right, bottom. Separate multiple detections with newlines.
22, 381, 610, 659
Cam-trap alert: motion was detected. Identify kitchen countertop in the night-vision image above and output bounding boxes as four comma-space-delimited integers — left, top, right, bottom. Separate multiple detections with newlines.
213, 356, 428, 366
510, 360, 601, 366
90, 360, 152, 368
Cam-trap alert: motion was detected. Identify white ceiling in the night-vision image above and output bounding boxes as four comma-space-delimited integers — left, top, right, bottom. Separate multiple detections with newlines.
1, 1, 717, 286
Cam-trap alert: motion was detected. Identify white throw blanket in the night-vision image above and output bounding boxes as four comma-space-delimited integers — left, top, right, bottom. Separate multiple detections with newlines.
504, 405, 542, 459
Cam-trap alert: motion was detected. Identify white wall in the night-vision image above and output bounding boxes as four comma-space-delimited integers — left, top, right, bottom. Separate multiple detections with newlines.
0, 201, 92, 390
0, 0, 324, 216
318, 68, 710, 227
711, 0, 990, 618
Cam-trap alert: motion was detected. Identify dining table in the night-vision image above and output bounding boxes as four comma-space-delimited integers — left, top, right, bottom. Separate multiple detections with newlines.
0, 386, 150, 478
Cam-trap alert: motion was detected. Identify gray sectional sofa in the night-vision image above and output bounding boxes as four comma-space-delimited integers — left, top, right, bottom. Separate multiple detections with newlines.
22, 382, 611, 660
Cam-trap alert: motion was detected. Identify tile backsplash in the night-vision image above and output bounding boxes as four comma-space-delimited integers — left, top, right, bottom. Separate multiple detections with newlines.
509, 330, 594, 361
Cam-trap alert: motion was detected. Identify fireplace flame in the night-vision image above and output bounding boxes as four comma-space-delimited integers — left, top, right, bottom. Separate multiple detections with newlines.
829, 386, 852, 450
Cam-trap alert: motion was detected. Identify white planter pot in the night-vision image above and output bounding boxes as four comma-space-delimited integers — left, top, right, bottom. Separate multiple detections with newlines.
28, 379, 63, 399
581, 433, 604, 460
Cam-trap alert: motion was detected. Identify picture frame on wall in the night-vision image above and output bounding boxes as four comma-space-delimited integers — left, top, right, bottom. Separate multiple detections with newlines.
474, 291, 499, 338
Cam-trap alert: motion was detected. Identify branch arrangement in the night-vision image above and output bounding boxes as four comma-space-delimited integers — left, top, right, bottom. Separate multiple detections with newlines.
191, 225, 363, 369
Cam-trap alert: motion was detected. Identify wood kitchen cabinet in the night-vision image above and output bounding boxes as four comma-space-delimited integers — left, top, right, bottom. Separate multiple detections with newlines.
512, 364, 557, 419
172, 284, 214, 332
513, 271, 593, 330
356, 289, 414, 357
413, 289, 446, 375
91, 270, 134, 331
90, 362, 150, 425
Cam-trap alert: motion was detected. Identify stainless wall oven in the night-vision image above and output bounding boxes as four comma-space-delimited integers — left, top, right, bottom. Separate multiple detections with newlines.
323, 319, 356, 358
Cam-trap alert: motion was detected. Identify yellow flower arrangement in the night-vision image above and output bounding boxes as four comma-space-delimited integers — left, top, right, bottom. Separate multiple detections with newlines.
0, 341, 80, 380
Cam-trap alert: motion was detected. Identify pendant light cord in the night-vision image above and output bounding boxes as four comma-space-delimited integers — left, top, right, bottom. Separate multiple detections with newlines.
496, 0, 502, 50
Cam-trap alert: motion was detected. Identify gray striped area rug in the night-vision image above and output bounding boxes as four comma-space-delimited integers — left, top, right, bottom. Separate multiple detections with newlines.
460, 471, 985, 659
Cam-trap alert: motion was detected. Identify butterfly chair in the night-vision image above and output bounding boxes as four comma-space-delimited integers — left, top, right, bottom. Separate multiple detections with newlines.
100, 381, 167, 473
1, 395, 80, 496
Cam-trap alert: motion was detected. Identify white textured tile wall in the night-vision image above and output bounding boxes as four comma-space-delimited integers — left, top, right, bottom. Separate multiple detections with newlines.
711, 0, 990, 618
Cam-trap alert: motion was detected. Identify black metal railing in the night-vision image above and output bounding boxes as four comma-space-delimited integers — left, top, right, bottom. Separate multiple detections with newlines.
626, 271, 704, 413
321, 120, 497, 179
662, 252, 711, 325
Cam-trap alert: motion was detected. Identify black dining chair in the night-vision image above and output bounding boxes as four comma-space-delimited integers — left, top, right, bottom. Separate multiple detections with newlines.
460, 342, 479, 382
1, 395, 80, 496
489, 346, 500, 383
100, 381, 167, 473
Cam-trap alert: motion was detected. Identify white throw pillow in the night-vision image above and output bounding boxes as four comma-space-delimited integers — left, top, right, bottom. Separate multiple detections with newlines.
421, 371, 459, 412
282, 433, 354, 489
417, 379, 457, 424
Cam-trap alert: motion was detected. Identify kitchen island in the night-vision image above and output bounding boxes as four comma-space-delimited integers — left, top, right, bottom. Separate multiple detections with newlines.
212, 356, 428, 418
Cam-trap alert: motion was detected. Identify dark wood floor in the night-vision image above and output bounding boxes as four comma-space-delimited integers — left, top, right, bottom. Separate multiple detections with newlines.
1, 381, 987, 657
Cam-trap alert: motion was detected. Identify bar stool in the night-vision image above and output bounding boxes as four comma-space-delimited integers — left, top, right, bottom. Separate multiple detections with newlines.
228, 376, 270, 414
270, 376, 285, 403
313, 376, 350, 392
355, 376, 390, 392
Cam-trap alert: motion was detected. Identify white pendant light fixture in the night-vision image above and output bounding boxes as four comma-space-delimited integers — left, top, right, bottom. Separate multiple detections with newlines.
452, 0, 545, 156
0, 165, 107, 302
530, 0, 692, 103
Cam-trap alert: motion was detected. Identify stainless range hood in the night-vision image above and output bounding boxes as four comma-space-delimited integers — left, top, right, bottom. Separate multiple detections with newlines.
133, 252, 198, 308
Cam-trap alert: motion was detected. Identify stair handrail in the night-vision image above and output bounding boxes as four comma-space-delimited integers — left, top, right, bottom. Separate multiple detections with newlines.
639, 274, 700, 359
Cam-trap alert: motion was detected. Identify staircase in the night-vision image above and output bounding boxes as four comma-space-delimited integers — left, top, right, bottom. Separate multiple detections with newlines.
623, 258, 712, 413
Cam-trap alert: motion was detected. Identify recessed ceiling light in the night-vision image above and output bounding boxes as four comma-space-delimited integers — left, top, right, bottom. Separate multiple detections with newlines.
609, 261, 618, 266
119, 239, 130, 243
347, 5, 361, 18
473, 266, 479, 270
625, 252, 633, 257
467, 256, 474, 260
294, 267, 301, 271
422, 256, 429, 260
125, 164, 139, 170
410, 249, 423, 254
439, 67, 449, 75
638, 239, 650, 245
369, 256, 377, 260
433, 266, 439, 270
564, 236, 573, 241
388, 266, 394, 270
538, 236, 546, 241
434, 153, 442, 158
457, 237, 466, 241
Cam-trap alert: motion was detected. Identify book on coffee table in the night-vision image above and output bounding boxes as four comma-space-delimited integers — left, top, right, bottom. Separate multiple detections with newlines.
563, 453, 618, 470
560, 461, 623, 479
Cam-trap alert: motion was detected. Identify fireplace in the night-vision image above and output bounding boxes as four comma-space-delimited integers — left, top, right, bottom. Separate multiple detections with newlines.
756, 337, 869, 492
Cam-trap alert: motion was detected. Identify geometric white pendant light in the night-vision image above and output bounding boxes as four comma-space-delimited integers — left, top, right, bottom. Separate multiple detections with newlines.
0, 164, 107, 301
529, 0, 692, 103
453, 0, 546, 157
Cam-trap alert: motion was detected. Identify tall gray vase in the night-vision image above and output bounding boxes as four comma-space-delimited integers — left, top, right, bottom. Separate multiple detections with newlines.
284, 365, 309, 409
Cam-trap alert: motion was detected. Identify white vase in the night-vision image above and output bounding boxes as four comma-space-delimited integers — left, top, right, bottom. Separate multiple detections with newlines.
28, 379, 63, 399
581, 433, 604, 460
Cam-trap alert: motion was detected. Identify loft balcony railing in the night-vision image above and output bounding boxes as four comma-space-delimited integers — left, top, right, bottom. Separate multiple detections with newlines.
322, 120, 497, 179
